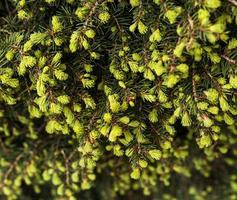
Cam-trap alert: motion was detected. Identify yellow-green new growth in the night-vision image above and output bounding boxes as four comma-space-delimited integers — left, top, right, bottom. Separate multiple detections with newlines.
52, 16, 63, 33
109, 125, 123, 142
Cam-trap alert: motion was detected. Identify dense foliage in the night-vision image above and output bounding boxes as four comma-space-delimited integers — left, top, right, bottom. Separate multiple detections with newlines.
0, 0, 237, 199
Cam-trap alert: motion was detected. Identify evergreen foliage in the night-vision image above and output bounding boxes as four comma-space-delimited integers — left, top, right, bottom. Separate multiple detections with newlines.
0, 0, 237, 199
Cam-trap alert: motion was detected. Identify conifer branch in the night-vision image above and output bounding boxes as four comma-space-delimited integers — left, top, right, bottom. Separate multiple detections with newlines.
0, 0, 237, 199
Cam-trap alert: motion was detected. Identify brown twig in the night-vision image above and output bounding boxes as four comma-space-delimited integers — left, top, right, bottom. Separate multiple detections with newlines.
192, 72, 198, 102
0, 29, 11, 34
61, 149, 76, 185
61, 150, 70, 185
187, 15, 195, 50
203, 67, 222, 93
221, 55, 236, 64
228, 0, 237, 6
0, 137, 9, 154
111, 13, 123, 33
83, 0, 105, 29
0, 153, 24, 188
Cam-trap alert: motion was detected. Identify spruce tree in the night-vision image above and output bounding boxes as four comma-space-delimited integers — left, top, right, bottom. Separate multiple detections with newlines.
0, 0, 237, 199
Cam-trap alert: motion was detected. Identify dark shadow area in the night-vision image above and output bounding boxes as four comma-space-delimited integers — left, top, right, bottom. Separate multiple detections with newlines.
0, 0, 14, 17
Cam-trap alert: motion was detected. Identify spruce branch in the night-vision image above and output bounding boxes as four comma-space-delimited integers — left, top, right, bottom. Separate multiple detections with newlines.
0, 0, 237, 199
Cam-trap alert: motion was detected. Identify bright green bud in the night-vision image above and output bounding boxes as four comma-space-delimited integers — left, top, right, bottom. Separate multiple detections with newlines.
103, 113, 112, 123
197, 102, 209, 110
130, 168, 140, 180
51, 52, 62, 64
198, 9, 210, 25
163, 74, 180, 88
5, 50, 15, 61
209, 23, 225, 34
100, 125, 110, 136
72, 120, 84, 135
149, 29, 162, 42
228, 38, 237, 50
174, 107, 181, 117
90, 52, 100, 59
202, 115, 214, 127
230, 75, 237, 89
75, 7, 89, 20
19, 0, 26, 7
152, 61, 166, 76
165, 124, 175, 135
108, 95, 120, 113
138, 21, 148, 34
71, 171, 79, 183
54, 69, 68, 80
208, 106, 219, 115
165, 7, 182, 24
98, 12, 110, 23
45, 120, 60, 134
174, 40, 186, 57
212, 126, 220, 133
69, 31, 80, 52
119, 116, 130, 124
161, 141, 171, 149
148, 149, 162, 160
82, 39, 90, 50
141, 93, 156, 102
132, 53, 142, 61
219, 96, 230, 111
18, 56, 36, 75
81, 180, 91, 190
181, 112, 191, 127
139, 159, 148, 168
210, 53, 221, 64
176, 64, 189, 74
28, 105, 42, 118
129, 22, 137, 32
54, 37, 63, 46
130, 0, 140, 7
45, 0, 56, 3
199, 133, 212, 148
113, 144, 123, 156
223, 113, 235, 125
42, 170, 51, 181
36, 78, 46, 96
57, 95, 70, 104
109, 125, 122, 142
144, 68, 155, 81
72, 104, 81, 113
85, 29, 96, 39
52, 173, 62, 186
204, 88, 218, 103
148, 109, 158, 123
118, 81, 126, 88
18, 10, 30, 20
206, 33, 217, 44
204, 0, 221, 9
158, 90, 168, 103
128, 61, 139, 73
49, 103, 62, 114
153, 0, 160, 4
52, 16, 63, 33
